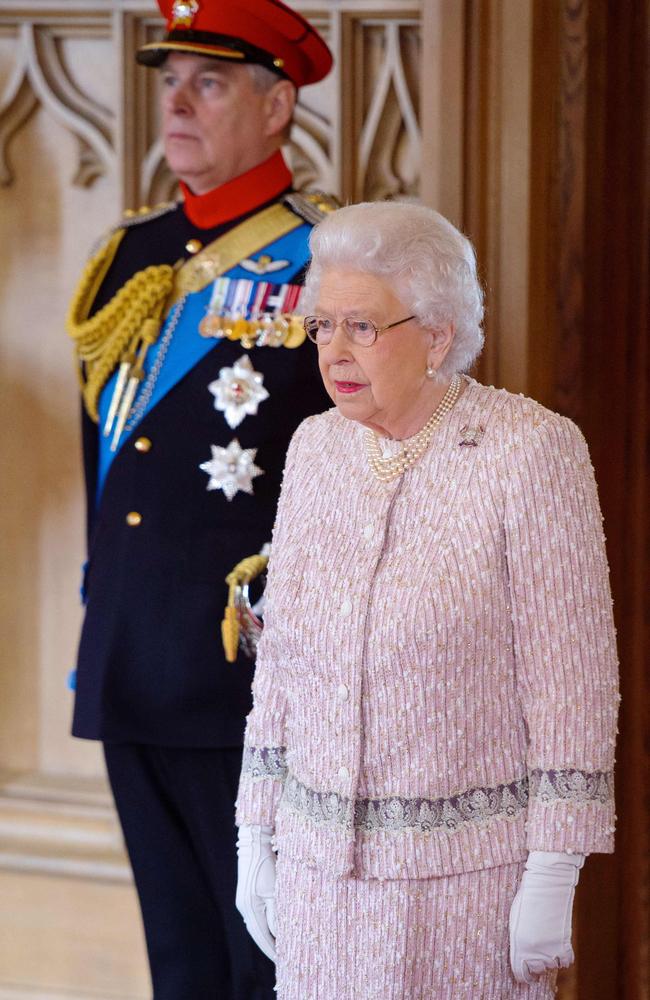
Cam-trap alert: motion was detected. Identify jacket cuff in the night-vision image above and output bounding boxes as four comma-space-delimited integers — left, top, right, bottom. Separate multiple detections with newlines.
235, 745, 287, 828
525, 767, 616, 854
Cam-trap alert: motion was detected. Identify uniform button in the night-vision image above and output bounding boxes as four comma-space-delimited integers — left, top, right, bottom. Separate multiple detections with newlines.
337, 684, 349, 701
363, 524, 373, 540
126, 511, 142, 526
185, 238, 203, 254
338, 766, 350, 782
134, 436, 152, 453
340, 598, 352, 617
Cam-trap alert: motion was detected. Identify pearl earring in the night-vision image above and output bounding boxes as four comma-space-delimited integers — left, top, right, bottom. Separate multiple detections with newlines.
425, 364, 436, 379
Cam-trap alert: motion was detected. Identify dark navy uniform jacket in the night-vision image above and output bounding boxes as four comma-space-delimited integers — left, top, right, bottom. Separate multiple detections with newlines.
72, 154, 331, 748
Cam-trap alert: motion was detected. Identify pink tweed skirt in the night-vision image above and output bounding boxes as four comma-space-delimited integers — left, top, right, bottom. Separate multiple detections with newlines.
274, 858, 556, 1000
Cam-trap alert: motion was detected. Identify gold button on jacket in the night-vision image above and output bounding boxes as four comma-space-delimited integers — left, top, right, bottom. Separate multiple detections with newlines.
126, 511, 142, 526
134, 437, 152, 453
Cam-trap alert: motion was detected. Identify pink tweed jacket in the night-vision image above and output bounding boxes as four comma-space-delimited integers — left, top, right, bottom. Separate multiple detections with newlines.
236, 378, 619, 879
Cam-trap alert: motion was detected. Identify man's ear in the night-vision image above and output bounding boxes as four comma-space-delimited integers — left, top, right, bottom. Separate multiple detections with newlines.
264, 80, 296, 138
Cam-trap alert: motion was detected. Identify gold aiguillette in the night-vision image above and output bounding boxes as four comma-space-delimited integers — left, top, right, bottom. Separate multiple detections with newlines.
110, 368, 142, 452
103, 356, 133, 437
108, 317, 162, 451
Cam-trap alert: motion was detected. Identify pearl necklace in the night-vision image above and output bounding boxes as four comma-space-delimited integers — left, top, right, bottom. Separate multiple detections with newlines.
365, 373, 462, 482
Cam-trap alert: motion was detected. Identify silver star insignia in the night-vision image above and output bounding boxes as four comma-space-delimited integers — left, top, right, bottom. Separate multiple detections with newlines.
199, 439, 264, 501
208, 354, 269, 428
207, 355, 269, 429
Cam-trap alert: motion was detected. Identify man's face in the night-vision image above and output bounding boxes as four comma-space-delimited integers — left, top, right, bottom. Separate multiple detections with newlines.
159, 53, 290, 194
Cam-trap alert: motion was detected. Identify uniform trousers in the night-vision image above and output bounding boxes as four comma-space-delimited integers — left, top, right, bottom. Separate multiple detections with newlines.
104, 744, 276, 1000
275, 856, 556, 1000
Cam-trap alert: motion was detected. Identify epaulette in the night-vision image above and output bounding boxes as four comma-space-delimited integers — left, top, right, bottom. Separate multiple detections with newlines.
88, 201, 178, 258
283, 191, 340, 226
120, 200, 178, 228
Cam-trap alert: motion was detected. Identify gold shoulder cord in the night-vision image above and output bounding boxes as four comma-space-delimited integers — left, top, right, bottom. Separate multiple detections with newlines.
66, 228, 175, 422
67, 201, 306, 423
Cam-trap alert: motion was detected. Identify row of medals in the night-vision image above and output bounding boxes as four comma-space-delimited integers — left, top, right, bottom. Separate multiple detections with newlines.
198, 310, 307, 350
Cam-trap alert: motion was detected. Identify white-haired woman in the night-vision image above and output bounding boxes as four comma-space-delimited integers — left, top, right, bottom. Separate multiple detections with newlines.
234, 201, 619, 999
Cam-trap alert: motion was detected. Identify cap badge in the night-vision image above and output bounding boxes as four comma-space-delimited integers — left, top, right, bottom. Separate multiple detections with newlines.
171, 0, 199, 29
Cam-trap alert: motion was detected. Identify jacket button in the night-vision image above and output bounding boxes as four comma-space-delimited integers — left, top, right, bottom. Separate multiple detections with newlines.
337, 684, 349, 701
338, 766, 350, 782
134, 436, 152, 453
126, 511, 142, 526
340, 598, 352, 617
362, 524, 373, 540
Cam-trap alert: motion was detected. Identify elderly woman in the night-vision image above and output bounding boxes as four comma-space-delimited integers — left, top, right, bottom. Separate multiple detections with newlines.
234, 201, 619, 999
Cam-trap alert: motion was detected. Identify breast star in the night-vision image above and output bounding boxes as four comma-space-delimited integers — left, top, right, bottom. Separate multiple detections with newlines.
199, 439, 264, 501
207, 354, 270, 429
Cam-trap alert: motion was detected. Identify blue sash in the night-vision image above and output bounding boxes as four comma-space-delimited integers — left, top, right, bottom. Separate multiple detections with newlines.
96, 221, 311, 502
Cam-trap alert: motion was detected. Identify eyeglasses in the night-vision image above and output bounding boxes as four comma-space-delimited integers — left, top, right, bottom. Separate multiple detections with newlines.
303, 314, 416, 347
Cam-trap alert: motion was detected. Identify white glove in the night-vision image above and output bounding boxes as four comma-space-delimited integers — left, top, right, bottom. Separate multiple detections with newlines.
235, 824, 277, 963
509, 850, 585, 983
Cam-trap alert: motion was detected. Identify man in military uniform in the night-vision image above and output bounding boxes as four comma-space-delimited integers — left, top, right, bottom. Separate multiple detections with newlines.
66, 2, 333, 997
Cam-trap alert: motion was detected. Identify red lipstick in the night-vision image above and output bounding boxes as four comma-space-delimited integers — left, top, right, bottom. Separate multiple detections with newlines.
334, 381, 366, 394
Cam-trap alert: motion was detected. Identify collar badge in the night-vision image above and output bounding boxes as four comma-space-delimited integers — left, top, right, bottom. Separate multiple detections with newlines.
208, 355, 269, 429
171, 0, 199, 29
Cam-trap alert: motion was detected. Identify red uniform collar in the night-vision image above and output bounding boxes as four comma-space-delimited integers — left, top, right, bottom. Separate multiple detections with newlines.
180, 151, 292, 229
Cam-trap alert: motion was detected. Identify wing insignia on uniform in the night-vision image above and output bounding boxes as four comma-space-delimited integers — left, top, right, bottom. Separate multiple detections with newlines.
239, 255, 291, 274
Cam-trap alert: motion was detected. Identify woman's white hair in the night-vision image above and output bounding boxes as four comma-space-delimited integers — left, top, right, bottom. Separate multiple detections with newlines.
303, 201, 485, 378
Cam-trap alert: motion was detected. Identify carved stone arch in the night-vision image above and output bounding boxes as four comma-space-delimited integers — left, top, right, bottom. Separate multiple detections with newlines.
0, 20, 115, 188
0, 62, 38, 186
356, 19, 421, 201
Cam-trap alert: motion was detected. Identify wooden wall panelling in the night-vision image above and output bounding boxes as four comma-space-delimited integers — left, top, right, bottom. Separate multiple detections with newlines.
528, 0, 588, 421
580, 2, 649, 997
419, 0, 465, 227
527, 1, 650, 997
527, 2, 613, 996
463, 0, 533, 394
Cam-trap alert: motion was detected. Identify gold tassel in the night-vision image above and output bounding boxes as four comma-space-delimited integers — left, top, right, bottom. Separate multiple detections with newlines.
222, 606, 240, 665
222, 554, 269, 663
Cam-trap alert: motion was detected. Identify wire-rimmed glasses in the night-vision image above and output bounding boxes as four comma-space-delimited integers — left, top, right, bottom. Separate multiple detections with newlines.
303, 314, 416, 347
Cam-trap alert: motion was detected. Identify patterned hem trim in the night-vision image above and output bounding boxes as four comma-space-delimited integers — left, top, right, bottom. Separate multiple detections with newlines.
282, 774, 528, 834
241, 745, 288, 781
529, 767, 613, 805
241, 748, 614, 835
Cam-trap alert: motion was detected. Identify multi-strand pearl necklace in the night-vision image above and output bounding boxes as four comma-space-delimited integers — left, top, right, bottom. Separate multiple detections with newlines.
365, 373, 462, 482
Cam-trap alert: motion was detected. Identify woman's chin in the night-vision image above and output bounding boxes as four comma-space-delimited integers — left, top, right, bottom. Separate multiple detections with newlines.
334, 390, 369, 420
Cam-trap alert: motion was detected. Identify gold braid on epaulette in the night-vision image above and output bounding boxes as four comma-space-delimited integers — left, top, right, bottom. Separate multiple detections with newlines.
66, 228, 175, 422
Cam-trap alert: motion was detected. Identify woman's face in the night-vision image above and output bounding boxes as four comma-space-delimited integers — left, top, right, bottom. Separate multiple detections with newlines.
314, 268, 439, 436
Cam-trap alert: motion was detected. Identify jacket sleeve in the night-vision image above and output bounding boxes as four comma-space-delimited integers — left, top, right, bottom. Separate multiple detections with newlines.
504, 414, 619, 854
235, 418, 311, 828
